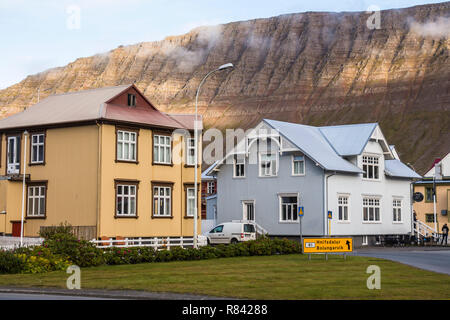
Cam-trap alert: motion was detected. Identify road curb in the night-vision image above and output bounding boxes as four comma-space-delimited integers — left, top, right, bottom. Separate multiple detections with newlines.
0, 286, 234, 300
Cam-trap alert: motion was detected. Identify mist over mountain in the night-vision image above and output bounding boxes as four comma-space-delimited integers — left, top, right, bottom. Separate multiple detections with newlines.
0, 2, 449, 173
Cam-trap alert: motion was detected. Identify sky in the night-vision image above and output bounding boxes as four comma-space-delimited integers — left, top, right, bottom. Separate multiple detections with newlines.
0, 0, 446, 89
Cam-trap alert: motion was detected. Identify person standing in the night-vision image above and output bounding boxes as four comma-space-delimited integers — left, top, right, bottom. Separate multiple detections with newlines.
441, 224, 449, 246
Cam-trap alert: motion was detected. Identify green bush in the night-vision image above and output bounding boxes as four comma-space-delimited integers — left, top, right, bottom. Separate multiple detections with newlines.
0, 250, 26, 274
15, 246, 70, 274
42, 229, 105, 267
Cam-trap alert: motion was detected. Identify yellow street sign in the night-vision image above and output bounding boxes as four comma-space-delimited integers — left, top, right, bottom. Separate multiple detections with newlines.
303, 238, 353, 253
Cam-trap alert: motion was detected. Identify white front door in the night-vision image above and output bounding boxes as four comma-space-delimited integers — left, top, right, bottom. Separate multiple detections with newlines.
7, 136, 20, 175
243, 201, 255, 221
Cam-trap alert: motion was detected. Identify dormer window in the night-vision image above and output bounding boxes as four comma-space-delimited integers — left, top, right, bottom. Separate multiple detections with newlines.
127, 94, 136, 107
362, 155, 380, 180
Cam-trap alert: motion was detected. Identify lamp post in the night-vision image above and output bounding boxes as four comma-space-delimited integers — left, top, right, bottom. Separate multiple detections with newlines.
193, 63, 233, 248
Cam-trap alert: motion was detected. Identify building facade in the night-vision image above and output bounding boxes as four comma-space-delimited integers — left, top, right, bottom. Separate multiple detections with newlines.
208, 119, 420, 246
413, 153, 450, 234
0, 85, 201, 239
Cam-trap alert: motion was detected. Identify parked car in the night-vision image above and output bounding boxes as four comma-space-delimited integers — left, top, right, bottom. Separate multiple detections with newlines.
206, 222, 256, 244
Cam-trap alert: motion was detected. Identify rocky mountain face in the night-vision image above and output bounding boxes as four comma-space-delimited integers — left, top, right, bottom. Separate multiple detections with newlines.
0, 2, 449, 173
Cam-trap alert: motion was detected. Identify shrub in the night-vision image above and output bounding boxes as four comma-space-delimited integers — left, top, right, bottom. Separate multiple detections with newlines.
39, 222, 74, 240
42, 230, 104, 267
0, 250, 25, 274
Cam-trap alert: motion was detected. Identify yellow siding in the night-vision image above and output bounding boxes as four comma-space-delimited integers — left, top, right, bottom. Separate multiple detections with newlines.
413, 184, 450, 231
98, 124, 201, 238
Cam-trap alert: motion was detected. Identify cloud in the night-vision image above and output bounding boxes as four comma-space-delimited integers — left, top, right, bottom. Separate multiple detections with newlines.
409, 17, 450, 38
160, 24, 224, 72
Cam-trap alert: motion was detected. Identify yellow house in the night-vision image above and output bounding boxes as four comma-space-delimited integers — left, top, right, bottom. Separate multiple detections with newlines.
413, 153, 450, 233
0, 84, 202, 240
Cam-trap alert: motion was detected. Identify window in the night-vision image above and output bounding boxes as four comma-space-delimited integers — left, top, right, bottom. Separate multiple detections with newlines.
207, 181, 215, 194
117, 130, 137, 162
362, 155, 380, 180
127, 94, 136, 106
186, 187, 195, 217
244, 224, 255, 233
243, 201, 255, 221
292, 155, 305, 175
280, 195, 298, 222
210, 225, 223, 233
7, 135, 20, 174
186, 138, 195, 165
425, 214, 435, 223
153, 186, 171, 216
154, 135, 171, 164
260, 153, 277, 177
338, 196, 349, 221
393, 199, 402, 222
425, 187, 434, 202
27, 185, 46, 217
116, 184, 137, 216
233, 156, 245, 177
30, 133, 45, 164
363, 197, 381, 222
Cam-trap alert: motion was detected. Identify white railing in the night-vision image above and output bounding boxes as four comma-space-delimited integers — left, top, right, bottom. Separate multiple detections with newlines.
414, 220, 439, 242
0, 236, 44, 250
231, 220, 268, 236
90, 236, 207, 249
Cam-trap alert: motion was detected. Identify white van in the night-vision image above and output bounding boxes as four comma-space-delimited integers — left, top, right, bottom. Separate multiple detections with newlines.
206, 222, 256, 244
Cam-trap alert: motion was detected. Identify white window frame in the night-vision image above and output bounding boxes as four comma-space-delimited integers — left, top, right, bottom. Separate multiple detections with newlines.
154, 135, 172, 164
186, 138, 195, 166
292, 155, 305, 176
116, 184, 137, 217
233, 156, 245, 178
7, 135, 20, 175
30, 133, 45, 164
259, 152, 278, 177
207, 181, 215, 194
392, 198, 403, 223
27, 185, 46, 217
362, 154, 380, 181
362, 235, 369, 246
362, 196, 381, 223
186, 187, 195, 217
117, 130, 137, 162
337, 194, 350, 222
153, 186, 171, 216
242, 200, 255, 221
278, 193, 299, 223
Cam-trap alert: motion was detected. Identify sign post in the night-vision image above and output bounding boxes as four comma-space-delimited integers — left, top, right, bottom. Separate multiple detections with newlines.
327, 211, 332, 236
298, 206, 304, 251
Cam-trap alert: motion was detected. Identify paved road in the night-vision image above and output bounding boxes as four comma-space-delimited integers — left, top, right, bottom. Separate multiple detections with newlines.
0, 292, 109, 300
352, 248, 450, 275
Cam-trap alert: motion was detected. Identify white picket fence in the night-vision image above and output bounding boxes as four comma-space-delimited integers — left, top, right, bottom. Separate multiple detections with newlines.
0, 236, 44, 250
90, 236, 208, 249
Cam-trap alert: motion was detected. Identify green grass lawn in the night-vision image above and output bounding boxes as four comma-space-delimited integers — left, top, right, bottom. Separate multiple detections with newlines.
0, 254, 448, 299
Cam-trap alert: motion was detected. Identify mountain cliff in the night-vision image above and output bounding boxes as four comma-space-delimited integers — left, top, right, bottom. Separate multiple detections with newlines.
0, 2, 449, 173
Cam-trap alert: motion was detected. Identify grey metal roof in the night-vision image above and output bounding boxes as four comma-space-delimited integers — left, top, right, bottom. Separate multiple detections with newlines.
264, 119, 362, 173
0, 85, 198, 131
202, 161, 219, 180
319, 123, 377, 156
385, 160, 422, 179
0, 85, 130, 129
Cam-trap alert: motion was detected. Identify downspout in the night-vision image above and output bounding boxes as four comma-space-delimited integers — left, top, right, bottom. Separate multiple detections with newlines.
96, 121, 103, 240
324, 171, 336, 236
180, 134, 183, 237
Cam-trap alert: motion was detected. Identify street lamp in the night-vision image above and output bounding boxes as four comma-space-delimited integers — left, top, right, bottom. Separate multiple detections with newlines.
193, 63, 234, 248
